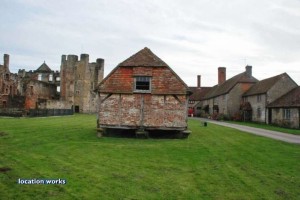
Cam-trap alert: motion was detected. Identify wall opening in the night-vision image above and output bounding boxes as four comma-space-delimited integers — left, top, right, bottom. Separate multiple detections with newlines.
75, 105, 80, 113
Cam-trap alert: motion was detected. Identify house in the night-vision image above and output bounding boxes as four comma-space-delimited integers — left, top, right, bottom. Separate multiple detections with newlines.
267, 86, 300, 129
188, 75, 212, 117
242, 73, 298, 123
96, 47, 191, 138
201, 66, 258, 119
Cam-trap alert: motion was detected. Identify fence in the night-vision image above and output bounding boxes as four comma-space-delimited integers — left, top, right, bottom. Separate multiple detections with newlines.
0, 108, 23, 117
28, 109, 73, 117
0, 108, 73, 117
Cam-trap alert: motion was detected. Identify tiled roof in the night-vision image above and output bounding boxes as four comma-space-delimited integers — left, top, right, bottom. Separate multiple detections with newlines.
204, 72, 258, 99
35, 62, 52, 72
243, 73, 289, 96
118, 47, 168, 67
97, 47, 189, 93
267, 86, 300, 108
189, 87, 212, 101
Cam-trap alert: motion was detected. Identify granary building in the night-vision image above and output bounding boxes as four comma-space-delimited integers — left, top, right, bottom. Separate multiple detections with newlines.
96, 47, 191, 138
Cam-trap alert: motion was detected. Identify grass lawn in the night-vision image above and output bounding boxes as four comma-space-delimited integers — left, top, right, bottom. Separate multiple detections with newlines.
225, 121, 300, 135
0, 114, 299, 199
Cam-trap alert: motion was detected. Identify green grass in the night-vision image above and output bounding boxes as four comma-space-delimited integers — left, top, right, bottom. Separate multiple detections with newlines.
0, 114, 299, 199
225, 120, 300, 135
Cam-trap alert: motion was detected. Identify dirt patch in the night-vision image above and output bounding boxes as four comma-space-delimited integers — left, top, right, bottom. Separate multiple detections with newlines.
0, 167, 12, 173
0, 132, 8, 137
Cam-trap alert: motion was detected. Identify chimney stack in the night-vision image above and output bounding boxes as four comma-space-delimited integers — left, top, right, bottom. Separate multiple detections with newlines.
218, 67, 226, 85
246, 65, 252, 77
4, 54, 9, 70
197, 75, 201, 88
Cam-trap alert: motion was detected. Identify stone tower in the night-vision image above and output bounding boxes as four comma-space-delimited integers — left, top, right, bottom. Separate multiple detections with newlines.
60, 54, 104, 113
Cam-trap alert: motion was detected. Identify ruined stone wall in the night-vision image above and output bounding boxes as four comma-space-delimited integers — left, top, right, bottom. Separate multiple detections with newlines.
60, 55, 78, 103
98, 93, 188, 129
73, 54, 87, 112
0, 54, 19, 108
24, 80, 57, 109
46, 100, 73, 109
60, 54, 104, 113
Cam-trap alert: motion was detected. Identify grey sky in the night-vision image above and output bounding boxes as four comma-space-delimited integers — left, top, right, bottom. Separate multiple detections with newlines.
1, 0, 300, 86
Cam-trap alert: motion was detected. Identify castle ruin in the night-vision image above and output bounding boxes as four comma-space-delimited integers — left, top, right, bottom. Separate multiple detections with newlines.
0, 53, 104, 115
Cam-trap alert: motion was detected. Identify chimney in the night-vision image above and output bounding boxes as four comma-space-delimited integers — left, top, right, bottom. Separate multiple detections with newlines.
218, 67, 226, 85
197, 75, 201, 88
246, 65, 252, 77
4, 54, 9, 70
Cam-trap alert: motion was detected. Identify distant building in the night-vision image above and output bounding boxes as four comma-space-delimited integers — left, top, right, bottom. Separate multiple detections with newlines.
96, 47, 191, 138
201, 66, 258, 119
267, 86, 300, 129
243, 73, 298, 123
60, 54, 104, 113
0, 53, 104, 115
188, 75, 212, 117
0, 54, 19, 108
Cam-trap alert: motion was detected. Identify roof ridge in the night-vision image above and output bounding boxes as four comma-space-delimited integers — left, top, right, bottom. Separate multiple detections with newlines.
117, 47, 168, 67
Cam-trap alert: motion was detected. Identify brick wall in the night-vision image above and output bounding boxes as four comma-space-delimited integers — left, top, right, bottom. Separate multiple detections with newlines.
98, 93, 187, 129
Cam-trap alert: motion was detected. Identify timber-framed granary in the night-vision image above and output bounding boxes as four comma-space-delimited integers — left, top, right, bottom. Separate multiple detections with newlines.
96, 47, 191, 138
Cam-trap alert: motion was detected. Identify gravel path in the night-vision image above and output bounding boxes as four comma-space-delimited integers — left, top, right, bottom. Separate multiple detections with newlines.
191, 118, 300, 144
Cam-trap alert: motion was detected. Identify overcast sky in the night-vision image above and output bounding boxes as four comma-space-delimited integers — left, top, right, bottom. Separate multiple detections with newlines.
1, 0, 300, 86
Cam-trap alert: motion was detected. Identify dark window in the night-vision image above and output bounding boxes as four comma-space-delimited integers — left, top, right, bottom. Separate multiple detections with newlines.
257, 95, 262, 102
5, 74, 9, 80
30, 86, 34, 95
283, 109, 291, 120
3, 101, 7, 108
135, 76, 151, 92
